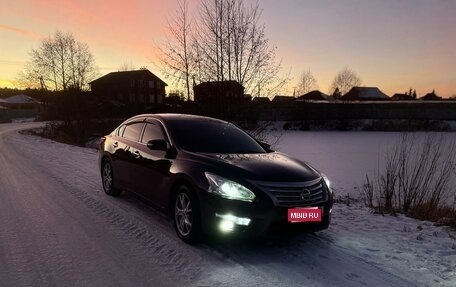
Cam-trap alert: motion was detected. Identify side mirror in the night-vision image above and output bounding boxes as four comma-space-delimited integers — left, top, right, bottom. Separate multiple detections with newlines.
147, 139, 168, 151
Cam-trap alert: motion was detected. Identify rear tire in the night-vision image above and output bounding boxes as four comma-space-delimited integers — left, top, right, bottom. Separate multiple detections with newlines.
101, 159, 121, 196
173, 185, 201, 244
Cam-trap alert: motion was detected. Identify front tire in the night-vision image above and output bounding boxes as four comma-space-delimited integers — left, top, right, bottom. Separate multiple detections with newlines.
173, 185, 201, 244
101, 159, 121, 196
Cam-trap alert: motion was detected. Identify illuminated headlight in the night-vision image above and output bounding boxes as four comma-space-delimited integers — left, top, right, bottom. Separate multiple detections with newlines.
205, 172, 255, 202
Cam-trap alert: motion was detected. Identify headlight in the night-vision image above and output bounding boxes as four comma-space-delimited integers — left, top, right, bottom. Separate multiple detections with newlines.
205, 172, 256, 202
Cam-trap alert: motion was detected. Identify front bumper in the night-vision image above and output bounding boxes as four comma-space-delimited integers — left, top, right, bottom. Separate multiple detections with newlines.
199, 190, 333, 237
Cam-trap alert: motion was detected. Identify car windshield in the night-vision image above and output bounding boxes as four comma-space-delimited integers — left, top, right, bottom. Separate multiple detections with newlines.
166, 119, 267, 154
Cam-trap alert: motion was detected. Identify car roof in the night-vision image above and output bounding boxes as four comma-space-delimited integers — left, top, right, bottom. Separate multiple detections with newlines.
127, 113, 226, 124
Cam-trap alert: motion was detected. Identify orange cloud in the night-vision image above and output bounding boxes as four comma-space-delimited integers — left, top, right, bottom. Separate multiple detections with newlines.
0, 24, 42, 39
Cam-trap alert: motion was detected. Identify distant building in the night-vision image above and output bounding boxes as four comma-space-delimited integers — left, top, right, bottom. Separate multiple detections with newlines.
165, 93, 184, 103
420, 90, 442, 101
297, 90, 332, 101
391, 93, 415, 101
0, 94, 37, 110
252, 96, 271, 103
89, 69, 167, 110
272, 95, 295, 102
193, 80, 246, 104
165, 93, 185, 109
340, 87, 389, 101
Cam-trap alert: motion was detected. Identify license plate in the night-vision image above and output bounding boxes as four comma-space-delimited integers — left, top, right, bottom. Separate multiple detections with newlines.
288, 207, 322, 222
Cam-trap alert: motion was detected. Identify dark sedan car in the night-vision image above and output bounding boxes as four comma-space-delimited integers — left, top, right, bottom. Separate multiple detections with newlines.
99, 114, 333, 243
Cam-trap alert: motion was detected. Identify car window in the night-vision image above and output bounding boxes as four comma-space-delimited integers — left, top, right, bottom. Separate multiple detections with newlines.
141, 122, 164, 143
122, 122, 144, 142
116, 125, 126, 136
167, 119, 266, 154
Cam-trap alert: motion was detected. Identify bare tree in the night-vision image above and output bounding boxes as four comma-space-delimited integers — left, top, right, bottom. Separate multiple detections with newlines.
21, 30, 97, 91
118, 60, 137, 71
157, 0, 194, 101
196, 0, 285, 97
297, 69, 317, 95
330, 67, 362, 96
156, 0, 286, 98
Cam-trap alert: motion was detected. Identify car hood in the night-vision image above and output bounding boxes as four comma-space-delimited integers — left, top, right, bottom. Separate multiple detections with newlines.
194, 152, 320, 182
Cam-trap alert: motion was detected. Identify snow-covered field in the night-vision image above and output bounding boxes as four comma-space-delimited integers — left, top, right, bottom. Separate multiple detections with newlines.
0, 122, 455, 286
275, 131, 456, 198
276, 131, 456, 286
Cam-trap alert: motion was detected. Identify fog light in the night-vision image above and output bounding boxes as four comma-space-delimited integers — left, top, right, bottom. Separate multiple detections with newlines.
216, 213, 251, 226
219, 220, 235, 233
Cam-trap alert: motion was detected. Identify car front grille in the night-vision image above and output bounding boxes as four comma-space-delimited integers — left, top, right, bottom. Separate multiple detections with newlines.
251, 178, 327, 207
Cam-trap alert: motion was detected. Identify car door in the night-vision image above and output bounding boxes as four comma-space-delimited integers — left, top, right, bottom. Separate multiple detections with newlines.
132, 119, 172, 205
114, 121, 145, 192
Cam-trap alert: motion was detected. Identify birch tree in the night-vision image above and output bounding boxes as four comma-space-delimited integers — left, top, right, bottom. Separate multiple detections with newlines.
157, 0, 194, 100
297, 69, 317, 95
158, 0, 286, 98
330, 67, 362, 96
197, 0, 284, 96
22, 30, 97, 91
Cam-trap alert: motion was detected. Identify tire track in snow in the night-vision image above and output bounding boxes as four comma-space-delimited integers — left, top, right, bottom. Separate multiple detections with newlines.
1, 124, 141, 286
1, 123, 425, 287
4, 128, 204, 285
3, 124, 280, 286
206, 233, 417, 287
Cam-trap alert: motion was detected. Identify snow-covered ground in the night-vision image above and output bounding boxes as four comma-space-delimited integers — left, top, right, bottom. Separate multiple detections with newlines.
275, 131, 456, 198
275, 131, 456, 286
0, 122, 455, 286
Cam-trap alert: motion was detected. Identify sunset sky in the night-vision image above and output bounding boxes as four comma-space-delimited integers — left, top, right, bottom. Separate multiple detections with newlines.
1, 0, 455, 97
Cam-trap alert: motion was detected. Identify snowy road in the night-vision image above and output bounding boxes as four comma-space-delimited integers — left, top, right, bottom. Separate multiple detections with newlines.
0, 122, 453, 286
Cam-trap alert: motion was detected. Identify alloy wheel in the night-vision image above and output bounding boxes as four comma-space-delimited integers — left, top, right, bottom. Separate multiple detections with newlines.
175, 192, 193, 237
102, 162, 113, 192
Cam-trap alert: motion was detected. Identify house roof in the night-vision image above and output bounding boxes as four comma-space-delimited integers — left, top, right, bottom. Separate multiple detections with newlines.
89, 69, 167, 86
272, 95, 295, 102
420, 92, 441, 100
392, 93, 414, 100
298, 90, 331, 101
0, 94, 36, 104
341, 87, 389, 100
194, 80, 243, 89
252, 96, 270, 102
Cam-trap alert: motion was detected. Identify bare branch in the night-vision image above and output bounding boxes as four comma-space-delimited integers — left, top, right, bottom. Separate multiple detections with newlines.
158, 0, 286, 98
330, 67, 362, 96
297, 69, 317, 95
20, 30, 97, 91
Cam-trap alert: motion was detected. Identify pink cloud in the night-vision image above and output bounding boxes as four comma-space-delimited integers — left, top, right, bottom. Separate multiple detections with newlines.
0, 24, 42, 39
22, 1, 170, 55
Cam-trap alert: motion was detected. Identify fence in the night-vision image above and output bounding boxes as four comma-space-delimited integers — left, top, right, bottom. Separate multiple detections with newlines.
182, 101, 456, 122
